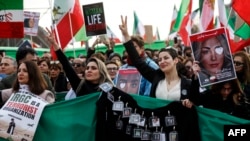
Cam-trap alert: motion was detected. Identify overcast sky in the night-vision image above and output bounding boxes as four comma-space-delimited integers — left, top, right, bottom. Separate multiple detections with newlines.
24, 0, 231, 45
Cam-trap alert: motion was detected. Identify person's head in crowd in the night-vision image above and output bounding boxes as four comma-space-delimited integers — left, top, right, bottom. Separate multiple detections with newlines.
41, 52, 52, 61
158, 47, 179, 75
152, 49, 159, 63
183, 58, 194, 79
192, 34, 232, 76
38, 59, 51, 75
50, 61, 63, 80
85, 57, 113, 85
233, 51, 250, 84
0, 56, 17, 75
211, 79, 244, 103
105, 60, 119, 80
13, 61, 48, 94
108, 52, 122, 66
15, 46, 37, 65
72, 58, 86, 79
78, 54, 87, 62
145, 48, 153, 59
126, 35, 145, 65
174, 44, 183, 56
68, 56, 75, 63
183, 47, 193, 59
0, 50, 5, 62
90, 52, 106, 63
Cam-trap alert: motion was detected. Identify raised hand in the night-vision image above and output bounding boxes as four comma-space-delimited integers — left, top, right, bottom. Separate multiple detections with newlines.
45, 27, 60, 51
119, 15, 130, 42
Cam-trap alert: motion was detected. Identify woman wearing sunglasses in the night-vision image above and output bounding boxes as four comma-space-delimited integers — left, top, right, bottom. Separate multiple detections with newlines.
46, 28, 113, 97
233, 51, 250, 102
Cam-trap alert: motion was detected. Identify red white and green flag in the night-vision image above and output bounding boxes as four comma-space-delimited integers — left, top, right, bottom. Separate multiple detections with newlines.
132, 11, 145, 37
154, 27, 161, 41
172, 0, 191, 33
169, 5, 178, 34
232, 0, 250, 25
217, 0, 243, 53
178, 0, 192, 46
53, 0, 85, 50
0, 0, 24, 38
107, 26, 121, 43
200, 0, 215, 31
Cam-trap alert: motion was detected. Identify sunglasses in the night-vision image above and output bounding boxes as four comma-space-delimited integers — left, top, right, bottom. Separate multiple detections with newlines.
233, 61, 244, 67
50, 61, 60, 64
107, 67, 118, 71
72, 63, 81, 67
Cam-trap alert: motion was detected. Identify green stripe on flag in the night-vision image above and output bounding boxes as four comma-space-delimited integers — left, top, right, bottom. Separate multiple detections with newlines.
235, 23, 250, 39
1, 0, 23, 9
133, 11, 139, 35
172, 0, 190, 32
74, 26, 91, 41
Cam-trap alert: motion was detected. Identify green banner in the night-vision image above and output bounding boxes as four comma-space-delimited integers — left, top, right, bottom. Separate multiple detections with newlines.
0, 92, 249, 141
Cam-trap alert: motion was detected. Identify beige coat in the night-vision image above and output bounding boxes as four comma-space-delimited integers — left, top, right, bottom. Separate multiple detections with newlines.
1, 88, 55, 104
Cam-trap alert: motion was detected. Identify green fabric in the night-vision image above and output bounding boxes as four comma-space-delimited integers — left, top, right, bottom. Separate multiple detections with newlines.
3, 0, 23, 9
0, 92, 249, 141
235, 22, 250, 39
55, 92, 67, 102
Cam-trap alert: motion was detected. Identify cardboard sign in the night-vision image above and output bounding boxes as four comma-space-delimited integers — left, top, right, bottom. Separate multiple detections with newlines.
144, 25, 153, 44
82, 2, 107, 36
189, 27, 236, 87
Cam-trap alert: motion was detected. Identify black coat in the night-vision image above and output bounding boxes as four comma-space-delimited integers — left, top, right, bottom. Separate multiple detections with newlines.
123, 41, 194, 101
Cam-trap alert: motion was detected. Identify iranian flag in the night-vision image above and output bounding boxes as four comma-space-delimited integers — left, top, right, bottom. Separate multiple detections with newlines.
53, 0, 84, 50
217, 0, 239, 52
107, 26, 121, 43
169, 5, 178, 34
232, 0, 250, 25
200, 0, 214, 31
0, 0, 23, 38
178, 0, 192, 46
132, 11, 145, 37
153, 27, 161, 41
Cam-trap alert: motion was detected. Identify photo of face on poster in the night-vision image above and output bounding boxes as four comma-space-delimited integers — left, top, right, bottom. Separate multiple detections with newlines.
189, 28, 236, 87
116, 69, 142, 94
24, 11, 40, 36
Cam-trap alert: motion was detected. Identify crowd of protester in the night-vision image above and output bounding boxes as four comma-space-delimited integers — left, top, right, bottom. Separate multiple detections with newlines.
0, 21, 250, 121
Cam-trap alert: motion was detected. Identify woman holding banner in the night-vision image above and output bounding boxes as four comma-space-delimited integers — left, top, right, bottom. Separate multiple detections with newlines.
0, 61, 55, 104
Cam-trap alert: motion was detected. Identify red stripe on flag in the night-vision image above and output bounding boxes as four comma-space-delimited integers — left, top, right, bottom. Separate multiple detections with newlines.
0, 22, 24, 38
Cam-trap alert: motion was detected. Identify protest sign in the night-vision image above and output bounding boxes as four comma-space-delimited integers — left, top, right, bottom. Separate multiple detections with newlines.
0, 90, 48, 141
115, 68, 142, 94
189, 27, 236, 87
24, 11, 40, 36
82, 2, 106, 36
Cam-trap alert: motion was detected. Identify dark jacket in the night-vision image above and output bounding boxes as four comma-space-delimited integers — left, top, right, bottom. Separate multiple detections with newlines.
123, 41, 194, 100
96, 87, 201, 141
51, 72, 69, 92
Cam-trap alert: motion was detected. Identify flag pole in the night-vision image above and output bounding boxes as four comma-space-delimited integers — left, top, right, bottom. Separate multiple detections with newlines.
68, 10, 76, 58
30, 35, 33, 48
